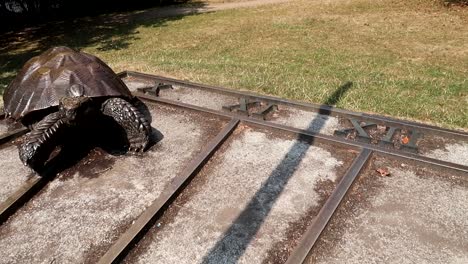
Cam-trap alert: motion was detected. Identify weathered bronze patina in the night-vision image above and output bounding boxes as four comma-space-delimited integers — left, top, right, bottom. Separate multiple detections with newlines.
3, 46, 151, 171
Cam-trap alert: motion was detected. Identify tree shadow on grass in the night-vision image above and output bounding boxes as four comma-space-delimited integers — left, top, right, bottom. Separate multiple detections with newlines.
0, 1, 208, 96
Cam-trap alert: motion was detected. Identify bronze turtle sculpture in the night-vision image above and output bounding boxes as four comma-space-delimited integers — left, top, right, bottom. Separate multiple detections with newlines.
3, 46, 151, 171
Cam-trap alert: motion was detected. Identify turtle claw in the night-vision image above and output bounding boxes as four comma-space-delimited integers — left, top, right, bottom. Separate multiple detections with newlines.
19, 142, 38, 166
18, 141, 43, 171
128, 143, 146, 154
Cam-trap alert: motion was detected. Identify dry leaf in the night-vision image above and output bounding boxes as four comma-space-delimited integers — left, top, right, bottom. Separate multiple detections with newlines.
376, 167, 391, 177
401, 136, 410, 144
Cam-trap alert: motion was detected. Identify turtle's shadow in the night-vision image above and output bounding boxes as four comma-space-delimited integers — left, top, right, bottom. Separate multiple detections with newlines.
37, 102, 162, 177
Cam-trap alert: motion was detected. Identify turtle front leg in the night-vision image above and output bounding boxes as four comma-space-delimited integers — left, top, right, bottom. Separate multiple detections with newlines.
19, 112, 66, 170
101, 98, 151, 152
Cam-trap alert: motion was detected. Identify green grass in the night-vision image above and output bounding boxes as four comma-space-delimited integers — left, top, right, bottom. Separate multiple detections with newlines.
1, 0, 467, 129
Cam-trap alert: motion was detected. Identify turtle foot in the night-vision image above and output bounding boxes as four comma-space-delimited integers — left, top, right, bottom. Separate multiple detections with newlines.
19, 141, 40, 168
102, 98, 151, 153
19, 112, 66, 172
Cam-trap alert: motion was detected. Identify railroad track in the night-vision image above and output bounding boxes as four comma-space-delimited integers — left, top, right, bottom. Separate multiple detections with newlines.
0, 71, 466, 263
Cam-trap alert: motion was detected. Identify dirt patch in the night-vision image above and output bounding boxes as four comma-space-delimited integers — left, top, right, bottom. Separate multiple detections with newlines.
125, 124, 356, 263
306, 155, 468, 263
0, 102, 227, 263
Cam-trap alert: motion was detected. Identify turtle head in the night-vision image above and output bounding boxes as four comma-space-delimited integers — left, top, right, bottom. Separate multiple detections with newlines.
59, 84, 91, 124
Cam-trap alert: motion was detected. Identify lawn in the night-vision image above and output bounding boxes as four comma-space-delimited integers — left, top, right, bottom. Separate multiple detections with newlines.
1, 0, 467, 129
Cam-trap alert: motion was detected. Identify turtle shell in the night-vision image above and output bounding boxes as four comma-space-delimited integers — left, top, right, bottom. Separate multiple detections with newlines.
3, 46, 132, 120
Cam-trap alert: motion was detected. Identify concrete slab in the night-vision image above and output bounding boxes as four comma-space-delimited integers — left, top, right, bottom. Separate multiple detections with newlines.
0, 143, 32, 203
0, 122, 7, 135
122, 77, 154, 92
123, 77, 239, 111
423, 142, 468, 166
125, 125, 356, 264
0, 118, 23, 135
159, 85, 239, 111
307, 155, 468, 264
0, 103, 227, 263
270, 106, 340, 135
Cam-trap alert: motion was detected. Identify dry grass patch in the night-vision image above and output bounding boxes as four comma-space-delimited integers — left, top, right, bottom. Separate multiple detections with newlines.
1, 0, 467, 129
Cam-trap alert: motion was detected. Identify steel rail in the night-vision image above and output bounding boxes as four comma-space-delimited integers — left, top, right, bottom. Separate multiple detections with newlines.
0, 126, 55, 225
0, 117, 35, 224
121, 71, 468, 138
97, 118, 240, 264
0, 110, 28, 145
0, 73, 463, 261
285, 148, 372, 264
0, 127, 28, 146
245, 120, 468, 173
135, 96, 468, 262
136, 93, 358, 150
136, 94, 468, 173
0, 175, 46, 224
